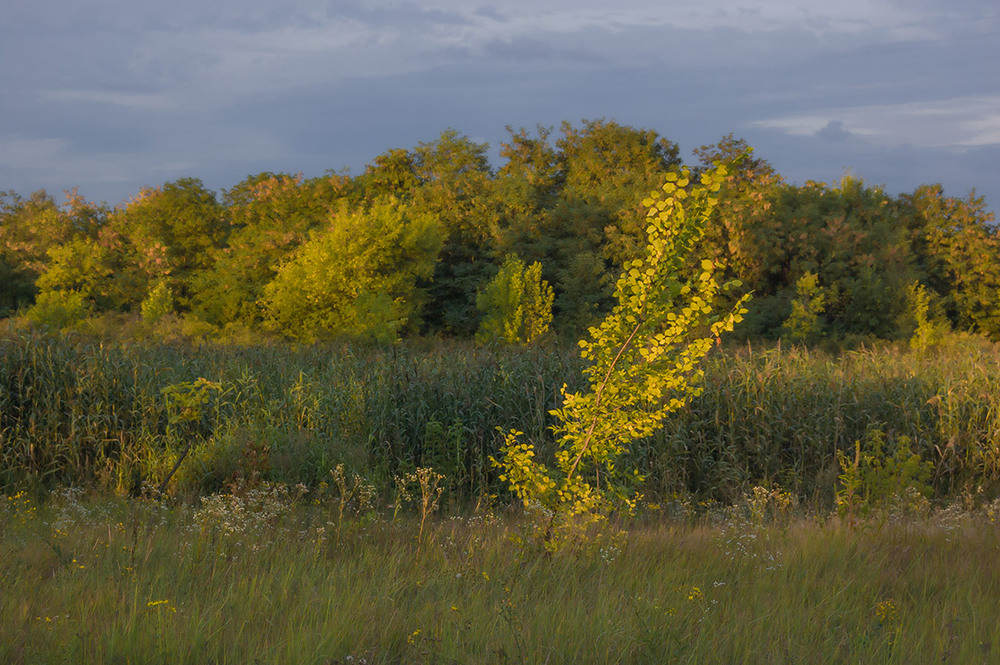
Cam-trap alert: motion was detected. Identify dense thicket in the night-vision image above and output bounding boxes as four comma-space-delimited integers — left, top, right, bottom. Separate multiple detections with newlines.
2, 120, 997, 342
3, 331, 1000, 503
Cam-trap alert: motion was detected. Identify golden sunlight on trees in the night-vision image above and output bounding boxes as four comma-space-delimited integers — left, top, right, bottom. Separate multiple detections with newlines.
262, 199, 442, 343
191, 172, 349, 327
781, 272, 827, 344
904, 184, 1000, 339
493, 161, 750, 549
3, 120, 998, 345
475, 255, 554, 345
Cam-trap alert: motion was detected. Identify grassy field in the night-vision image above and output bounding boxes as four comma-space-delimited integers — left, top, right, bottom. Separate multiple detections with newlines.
3, 487, 1000, 664
4, 330, 1000, 663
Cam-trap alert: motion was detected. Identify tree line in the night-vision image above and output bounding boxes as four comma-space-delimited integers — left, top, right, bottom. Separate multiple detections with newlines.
1, 120, 997, 344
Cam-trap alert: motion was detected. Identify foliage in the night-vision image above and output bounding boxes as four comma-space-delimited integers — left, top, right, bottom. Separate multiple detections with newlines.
3, 121, 996, 345
693, 134, 783, 290
781, 271, 826, 343
836, 427, 934, 525
903, 184, 1000, 339
712, 174, 918, 340
158, 377, 223, 493
0, 189, 107, 314
161, 377, 222, 428
191, 172, 348, 326
493, 162, 750, 547
556, 119, 682, 269
24, 289, 90, 331
109, 178, 226, 310
7, 324, 1000, 503
408, 130, 499, 336
494, 121, 684, 335
35, 238, 116, 308
262, 199, 442, 342
902, 281, 948, 352
140, 280, 175, 324
475, 255, 554, 345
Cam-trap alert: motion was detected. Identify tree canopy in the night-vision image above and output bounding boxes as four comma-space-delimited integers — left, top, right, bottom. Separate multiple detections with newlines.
3, 120, 997, 343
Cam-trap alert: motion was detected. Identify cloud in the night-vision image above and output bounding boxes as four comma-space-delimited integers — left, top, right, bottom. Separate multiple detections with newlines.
753, 95, 1000, 149
0, 0, 997, 215
815, 120, 855, 142
39, 89, 178, 112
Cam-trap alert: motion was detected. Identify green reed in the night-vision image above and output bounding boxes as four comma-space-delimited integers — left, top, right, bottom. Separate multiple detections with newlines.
3, 327, 1000, 505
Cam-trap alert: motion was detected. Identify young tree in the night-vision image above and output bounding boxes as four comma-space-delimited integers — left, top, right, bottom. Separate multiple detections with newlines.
692, 135, 783, 287
781, 272, 826, 343
902, 281, 948, 352
493, 161, 750, 548
476, 255, 554, 345
495, 121, 684, 336
556, 118, 682, 269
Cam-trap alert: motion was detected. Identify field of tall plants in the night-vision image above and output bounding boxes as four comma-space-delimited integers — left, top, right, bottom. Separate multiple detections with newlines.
5, 326, 1000, 663
3, 326, 1000, 507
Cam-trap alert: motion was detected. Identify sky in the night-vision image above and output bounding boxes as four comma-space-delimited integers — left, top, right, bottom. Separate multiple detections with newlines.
2, 0, 998, 215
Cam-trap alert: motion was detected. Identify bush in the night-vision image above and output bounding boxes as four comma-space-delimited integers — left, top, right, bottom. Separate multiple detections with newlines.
24, 290, 90, 331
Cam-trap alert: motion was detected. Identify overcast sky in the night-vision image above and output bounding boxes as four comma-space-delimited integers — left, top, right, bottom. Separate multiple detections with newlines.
2, 0, 997, 215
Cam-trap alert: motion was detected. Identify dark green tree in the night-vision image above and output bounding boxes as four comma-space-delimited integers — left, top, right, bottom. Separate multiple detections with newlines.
410, 130, 499, 336
491, 121, 685, 337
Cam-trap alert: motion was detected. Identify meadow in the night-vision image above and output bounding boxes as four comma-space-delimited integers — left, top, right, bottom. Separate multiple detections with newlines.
4, 327, 1000, 663
3, 485, 1000, 664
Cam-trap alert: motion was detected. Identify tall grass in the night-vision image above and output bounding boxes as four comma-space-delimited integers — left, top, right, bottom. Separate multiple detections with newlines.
3, 327, 1000, 505
3, 488, 1000, 664
648, 336, 1000, 503
0, 329, 582, 499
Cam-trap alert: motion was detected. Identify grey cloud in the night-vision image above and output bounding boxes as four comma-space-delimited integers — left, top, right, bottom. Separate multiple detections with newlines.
815, 120, 855, 142
0, 0, 996, 217
323, 0, 472, 29
473, 6, 508, 22
481, 37, 605, 64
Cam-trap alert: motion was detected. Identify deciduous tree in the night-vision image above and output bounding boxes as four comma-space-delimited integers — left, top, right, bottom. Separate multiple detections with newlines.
475, 255, 554, 345
262, 199, 442, 342
494, 161, 750, 548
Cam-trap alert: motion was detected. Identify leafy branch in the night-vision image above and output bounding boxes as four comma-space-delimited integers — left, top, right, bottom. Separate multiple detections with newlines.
493, 159, 752, 549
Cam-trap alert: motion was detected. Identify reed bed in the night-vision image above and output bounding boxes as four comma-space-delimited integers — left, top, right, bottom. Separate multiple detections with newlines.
3, 327, 1000, 506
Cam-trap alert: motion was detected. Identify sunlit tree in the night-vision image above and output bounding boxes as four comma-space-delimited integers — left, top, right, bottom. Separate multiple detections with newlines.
903, 184, 1000, 339
262, 199, 442, 342
476, 255, 554, 345
191, 172, 349, 326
